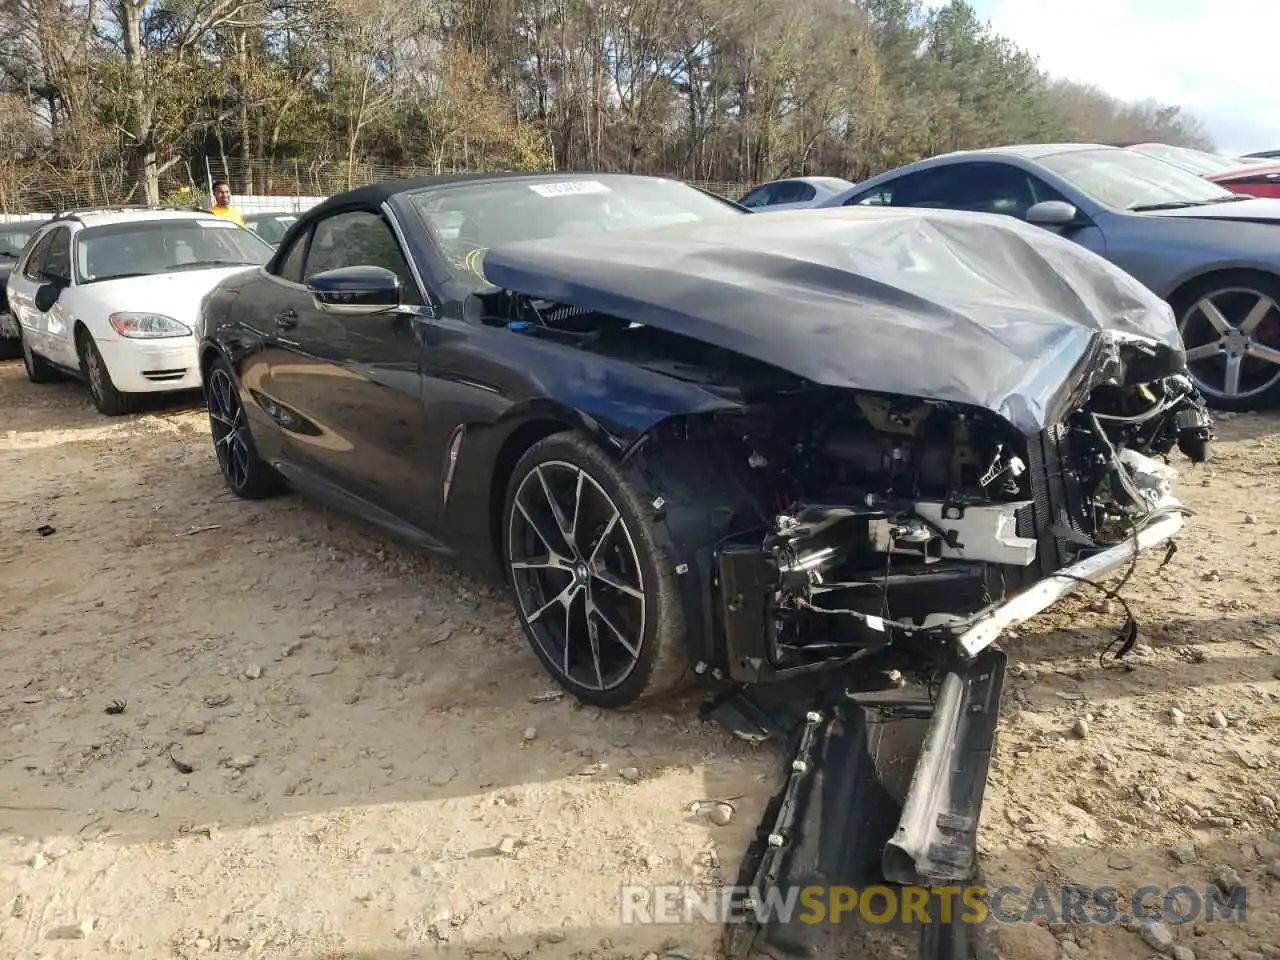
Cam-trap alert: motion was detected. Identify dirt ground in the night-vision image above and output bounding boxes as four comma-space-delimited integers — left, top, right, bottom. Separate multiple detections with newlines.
1, 358, 1278, 960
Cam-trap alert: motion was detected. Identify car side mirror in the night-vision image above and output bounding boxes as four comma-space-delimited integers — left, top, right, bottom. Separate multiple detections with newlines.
34, 280, 63, 312
307, 265, 401, 315
1025, 200, 1080, 227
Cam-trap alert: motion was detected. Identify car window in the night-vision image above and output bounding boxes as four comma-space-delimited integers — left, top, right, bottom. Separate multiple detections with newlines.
739, 186, 773, 208
846, 168, 960, 209
842, 164, 1059, 219
409, 175, 743, 286
772, 181, 813, 204
249, 215, 298, 245
302, 209, 420, 304
21, 229, 57, 281
846, 187, 892, 206
75, 218, 274, 283
1037, 147, 1235, 210
275, 227, 310, 283
0, 224, 41, 261
41, 227, 72, 283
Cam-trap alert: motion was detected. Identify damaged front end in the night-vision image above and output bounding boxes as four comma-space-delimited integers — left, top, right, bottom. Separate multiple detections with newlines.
686, 345, 1211, 958
475, 208, 1214, 958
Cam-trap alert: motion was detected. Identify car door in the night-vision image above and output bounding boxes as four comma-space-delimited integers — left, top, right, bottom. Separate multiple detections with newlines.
268, 206, 436, 527
8, 225, 79, 367
229, 221, 315, 467
5, 227, 55, 350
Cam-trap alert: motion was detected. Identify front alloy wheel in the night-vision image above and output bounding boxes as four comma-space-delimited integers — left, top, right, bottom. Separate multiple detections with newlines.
502, 433, 692, 708
1177, 277, 1280, 409
206, 357, 282, 499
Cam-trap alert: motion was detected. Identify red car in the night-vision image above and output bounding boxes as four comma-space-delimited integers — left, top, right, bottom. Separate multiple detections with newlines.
1127, 142, 1280, 199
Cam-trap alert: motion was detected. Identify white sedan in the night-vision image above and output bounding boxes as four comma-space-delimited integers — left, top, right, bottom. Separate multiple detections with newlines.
6, 208, 274, 415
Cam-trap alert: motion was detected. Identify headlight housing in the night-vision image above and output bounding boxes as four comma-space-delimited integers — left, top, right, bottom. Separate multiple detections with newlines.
108, 312, 192, 339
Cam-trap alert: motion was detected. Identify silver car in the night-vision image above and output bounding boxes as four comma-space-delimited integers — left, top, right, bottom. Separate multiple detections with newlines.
818, 143, 1280, 410
738, 176, 856, 212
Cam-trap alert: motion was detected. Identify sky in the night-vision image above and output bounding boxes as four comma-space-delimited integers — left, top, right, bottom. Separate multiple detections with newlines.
953, 0, 1280, 155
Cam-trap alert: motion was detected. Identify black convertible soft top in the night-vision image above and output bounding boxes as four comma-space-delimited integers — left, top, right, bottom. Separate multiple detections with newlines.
479, 205, 1186, 434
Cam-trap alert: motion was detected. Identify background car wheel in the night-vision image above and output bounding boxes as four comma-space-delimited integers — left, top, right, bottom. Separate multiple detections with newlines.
76, 328, 137, 416
1172, 270, 1280, 411
0, 334, 20, 361
502, 431, 692, 709
205, 355, 284, 500
19, 326, 58, 383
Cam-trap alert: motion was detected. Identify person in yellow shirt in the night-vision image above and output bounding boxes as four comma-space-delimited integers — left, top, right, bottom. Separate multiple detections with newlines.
207, 181, 246, 226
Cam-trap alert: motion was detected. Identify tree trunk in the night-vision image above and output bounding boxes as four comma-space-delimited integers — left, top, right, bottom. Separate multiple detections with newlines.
117, 0, 159, 204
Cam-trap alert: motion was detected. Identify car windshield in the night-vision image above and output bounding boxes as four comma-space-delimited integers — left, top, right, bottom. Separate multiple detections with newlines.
0, 223, 42, 259
1039, 147, 1241, 211
75, 218, 275, 283
247, 214, 297, 245
407, 175, 744, 285
1132, 143, 1244, 175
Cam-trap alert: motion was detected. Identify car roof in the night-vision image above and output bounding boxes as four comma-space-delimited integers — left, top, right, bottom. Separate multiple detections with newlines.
301, 171, 687, 217
65, 209, 227, 228
933, 142, 1116, 162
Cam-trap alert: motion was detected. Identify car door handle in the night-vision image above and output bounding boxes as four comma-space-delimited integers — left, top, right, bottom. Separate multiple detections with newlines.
274, 309, 298, 330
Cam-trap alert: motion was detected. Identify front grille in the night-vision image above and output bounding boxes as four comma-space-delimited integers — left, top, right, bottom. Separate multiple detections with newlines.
1011, 423, 1090, 586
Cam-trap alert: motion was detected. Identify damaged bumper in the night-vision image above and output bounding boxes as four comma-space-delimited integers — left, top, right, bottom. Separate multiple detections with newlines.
954, 500, 1185, 657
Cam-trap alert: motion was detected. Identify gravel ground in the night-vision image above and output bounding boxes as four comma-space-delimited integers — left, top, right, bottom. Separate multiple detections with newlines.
1, 358, 1278, 960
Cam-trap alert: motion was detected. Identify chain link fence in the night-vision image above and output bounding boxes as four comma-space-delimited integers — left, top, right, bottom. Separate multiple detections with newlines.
0, 156, 751, 215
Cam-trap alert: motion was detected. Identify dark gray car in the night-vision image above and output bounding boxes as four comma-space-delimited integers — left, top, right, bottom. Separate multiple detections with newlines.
817, 143, 1280, 410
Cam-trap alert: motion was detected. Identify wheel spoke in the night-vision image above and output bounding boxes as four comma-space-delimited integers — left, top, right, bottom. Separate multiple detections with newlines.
1197, 297, 1232, 335
515, 496, 563, 558
528, 582, 577, 624
588, 595, 640, 658
568, 469, 586, 553
1239, 295, 1275, 336
1184, 342, 1222, 362
1246, 342, 1280, 366
585, 614, 606, 690
1223, 354, 1244, 397
592, 568, 643, 600
535, 466, 575, 554
588, 510, 620, 566
511, 554, 573, 572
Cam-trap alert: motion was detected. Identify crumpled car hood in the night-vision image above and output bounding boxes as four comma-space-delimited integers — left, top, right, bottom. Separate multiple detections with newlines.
480, 206, 1186, 434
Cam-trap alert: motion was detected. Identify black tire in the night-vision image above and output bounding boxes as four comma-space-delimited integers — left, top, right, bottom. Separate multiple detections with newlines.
76, 327, 137, 416
205, 354, 284, 500
18, 325, 58, 383
501, 430, 693, 709
0, 333, 20, 361
1170, 270, 1280, 412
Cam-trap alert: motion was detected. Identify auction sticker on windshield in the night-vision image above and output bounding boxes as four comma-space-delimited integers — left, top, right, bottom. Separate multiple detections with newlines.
199, 219, 240, 228
529, 180, 611, 197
